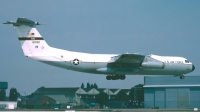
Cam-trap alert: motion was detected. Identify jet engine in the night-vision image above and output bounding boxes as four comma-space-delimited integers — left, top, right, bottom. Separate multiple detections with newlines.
141, 62, 165, 69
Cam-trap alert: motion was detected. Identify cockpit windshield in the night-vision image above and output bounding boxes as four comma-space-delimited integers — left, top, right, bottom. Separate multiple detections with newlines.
185, 60, 190, 63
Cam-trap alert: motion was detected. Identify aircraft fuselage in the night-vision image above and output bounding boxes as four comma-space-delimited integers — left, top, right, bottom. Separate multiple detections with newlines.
28, 47, 194, 76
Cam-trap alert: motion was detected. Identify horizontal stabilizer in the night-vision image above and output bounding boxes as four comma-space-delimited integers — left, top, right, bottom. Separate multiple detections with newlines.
3, 18, 42, 26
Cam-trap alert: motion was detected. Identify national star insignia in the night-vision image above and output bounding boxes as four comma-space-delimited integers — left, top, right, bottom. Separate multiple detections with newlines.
73, 59, 79, 65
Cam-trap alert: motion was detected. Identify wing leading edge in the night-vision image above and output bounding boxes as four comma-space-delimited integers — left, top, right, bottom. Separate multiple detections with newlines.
108, 53, 145, 68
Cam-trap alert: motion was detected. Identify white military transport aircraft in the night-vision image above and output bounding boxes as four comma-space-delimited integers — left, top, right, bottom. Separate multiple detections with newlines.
4, 18, 195, 80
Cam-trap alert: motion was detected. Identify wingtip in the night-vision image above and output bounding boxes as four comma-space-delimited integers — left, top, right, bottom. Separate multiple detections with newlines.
3, 21, 16, 24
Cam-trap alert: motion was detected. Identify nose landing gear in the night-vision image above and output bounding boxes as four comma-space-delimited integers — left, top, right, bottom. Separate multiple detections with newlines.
106, 75, 126, 80
180, 75, 185, 79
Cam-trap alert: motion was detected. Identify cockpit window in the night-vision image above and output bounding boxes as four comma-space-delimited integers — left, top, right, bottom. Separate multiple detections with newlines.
185, 60, 190, 63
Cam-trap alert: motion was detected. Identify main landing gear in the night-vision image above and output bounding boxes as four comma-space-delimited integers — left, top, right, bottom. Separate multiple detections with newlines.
106, 75, 126, 80
180, 75, 185, 79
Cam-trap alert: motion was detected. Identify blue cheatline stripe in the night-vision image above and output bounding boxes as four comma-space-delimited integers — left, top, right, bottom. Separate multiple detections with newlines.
18, 37, 44, 40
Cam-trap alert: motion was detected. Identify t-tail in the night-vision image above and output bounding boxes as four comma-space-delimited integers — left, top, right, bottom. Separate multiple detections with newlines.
4, 18, 50, 56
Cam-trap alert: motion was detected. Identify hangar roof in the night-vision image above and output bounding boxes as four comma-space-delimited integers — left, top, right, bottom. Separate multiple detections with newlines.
144, 76, 200, 88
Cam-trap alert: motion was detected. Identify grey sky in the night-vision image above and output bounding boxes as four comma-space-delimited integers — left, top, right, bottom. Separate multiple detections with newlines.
0, 0, 199, 96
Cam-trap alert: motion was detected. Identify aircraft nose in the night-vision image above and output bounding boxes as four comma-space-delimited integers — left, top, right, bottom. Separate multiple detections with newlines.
192, 64, 195, 71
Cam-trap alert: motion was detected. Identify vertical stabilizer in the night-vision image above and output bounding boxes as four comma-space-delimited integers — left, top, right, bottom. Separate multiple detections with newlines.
4, 18, 50, 56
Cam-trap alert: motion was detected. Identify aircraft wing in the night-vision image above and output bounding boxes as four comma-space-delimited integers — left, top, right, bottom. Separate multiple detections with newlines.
108, 53, 145, 68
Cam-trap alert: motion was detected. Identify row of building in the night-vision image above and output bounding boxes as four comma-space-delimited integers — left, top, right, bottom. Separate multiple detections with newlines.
18, 87, 131, 109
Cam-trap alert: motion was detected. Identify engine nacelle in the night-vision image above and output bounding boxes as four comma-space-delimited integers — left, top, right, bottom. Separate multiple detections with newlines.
141, 62, 164, 69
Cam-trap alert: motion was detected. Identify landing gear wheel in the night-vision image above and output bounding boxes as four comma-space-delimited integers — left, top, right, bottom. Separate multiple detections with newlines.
106, 75, 126, 80
106, 76, 111, 80
120, 75, 126, 80
112, 76, 117, 80
180, 75, 185, 79
116, 75, 120, 80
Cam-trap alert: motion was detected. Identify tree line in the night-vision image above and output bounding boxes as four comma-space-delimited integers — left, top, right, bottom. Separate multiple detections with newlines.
0, 88, 19, 101
81, 82, 98, 89
0, 89, 6, 101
